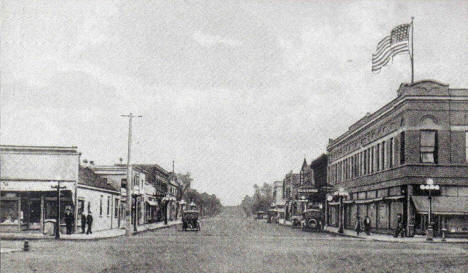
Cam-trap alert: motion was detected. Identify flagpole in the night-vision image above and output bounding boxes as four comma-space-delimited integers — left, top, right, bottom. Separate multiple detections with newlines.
411, 17, 414, 83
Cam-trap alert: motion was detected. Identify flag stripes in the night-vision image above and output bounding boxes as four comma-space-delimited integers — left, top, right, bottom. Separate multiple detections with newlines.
372, 23, 412, 72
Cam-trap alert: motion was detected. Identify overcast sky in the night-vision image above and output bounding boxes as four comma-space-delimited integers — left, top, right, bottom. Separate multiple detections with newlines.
2, 0, 468, 205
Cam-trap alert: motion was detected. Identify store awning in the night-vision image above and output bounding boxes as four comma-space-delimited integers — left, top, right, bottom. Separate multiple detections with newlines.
275, 200, 286, 206
385, 195, 405, 201
146, 200, 158, 206
1, 181, 75, 192
354, 197, 384, 204
412, 196, 468, 215
1, 181, 76, 203
355, 199, 373, 204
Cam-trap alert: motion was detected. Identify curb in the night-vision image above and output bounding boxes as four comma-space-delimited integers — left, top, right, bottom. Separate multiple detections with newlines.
0, 222, 182, 241
0, 248, 23, 254
0, 236, 54, 241
133, 222, 182, 235
322, 230, 362, 239
322, 229, 468, 244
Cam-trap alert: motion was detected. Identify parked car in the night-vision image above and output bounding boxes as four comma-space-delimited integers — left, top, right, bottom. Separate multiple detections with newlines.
267, 209, 279, 223
301, 208, 323, 232
291, 215, 302, 227
255, 211, 266, 220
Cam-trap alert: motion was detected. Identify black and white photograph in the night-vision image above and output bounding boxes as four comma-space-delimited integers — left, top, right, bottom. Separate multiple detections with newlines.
1, 1, 468, 272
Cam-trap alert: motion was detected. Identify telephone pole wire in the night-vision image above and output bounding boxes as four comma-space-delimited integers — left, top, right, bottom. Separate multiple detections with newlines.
121, 113, 142, 236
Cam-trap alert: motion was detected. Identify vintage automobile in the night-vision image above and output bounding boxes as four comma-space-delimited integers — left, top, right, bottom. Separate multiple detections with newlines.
255, 211, 266, 220
182, 210, 200, 231
301, 208, 323, 232
291, 214, 302, 227
267, 209, 279, 224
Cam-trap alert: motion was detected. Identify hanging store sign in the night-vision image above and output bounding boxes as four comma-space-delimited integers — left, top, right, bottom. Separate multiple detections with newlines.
298, 188, 318, 193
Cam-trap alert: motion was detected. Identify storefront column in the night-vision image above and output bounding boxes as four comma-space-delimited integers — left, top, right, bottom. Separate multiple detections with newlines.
74, 185, 79, 233
40, 195, 45, 233
324, 201, 328, 226
388, 201, 392, 230
406, 185, 413, 237
374, 202, 378, 230
17, 198, 22, 231
110, 198, 113, 229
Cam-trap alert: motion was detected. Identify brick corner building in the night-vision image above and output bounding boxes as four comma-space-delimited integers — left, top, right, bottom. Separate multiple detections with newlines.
326, 80, 468, 237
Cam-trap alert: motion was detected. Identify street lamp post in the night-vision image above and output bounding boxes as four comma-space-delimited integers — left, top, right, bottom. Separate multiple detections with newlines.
334, 188, 349, 234
326, 194, 333, 228
420, 178, 440, 241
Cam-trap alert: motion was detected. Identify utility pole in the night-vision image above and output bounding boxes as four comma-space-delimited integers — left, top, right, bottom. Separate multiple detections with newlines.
51, 180, 66, 239
121, 113, 142, 236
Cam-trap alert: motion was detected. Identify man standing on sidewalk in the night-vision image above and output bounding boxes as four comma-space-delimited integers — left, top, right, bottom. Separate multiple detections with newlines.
86, 212, 93, 234
355, 215, 362, 236
364, 216, 371, 235
80, 209, 86, 233
64, 207, 74, 235
394, 214, 405, 238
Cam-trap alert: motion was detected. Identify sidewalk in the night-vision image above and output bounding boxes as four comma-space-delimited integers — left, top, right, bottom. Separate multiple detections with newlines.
0, 220, 182, 241
0, 247, 22, 254
324, 226, 468, 243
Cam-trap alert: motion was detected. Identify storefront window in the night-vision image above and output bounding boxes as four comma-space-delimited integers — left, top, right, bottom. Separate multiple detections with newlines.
107, 196, 111, 216
44, 201, 72, 224
0, 200, 18, 225
465, 131, 468, 163
100, 195, 103, 216
115, 198, 119, 217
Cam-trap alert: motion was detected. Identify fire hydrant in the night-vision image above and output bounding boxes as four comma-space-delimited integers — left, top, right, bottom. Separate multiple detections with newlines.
23, 240, 30, 251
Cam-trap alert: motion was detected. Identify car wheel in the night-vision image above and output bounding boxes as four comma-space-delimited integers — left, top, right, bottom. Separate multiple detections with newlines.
308, 219, 318, 229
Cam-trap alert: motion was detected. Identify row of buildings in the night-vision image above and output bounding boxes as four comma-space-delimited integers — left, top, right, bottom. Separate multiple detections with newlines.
0, 145, 182, 234
271, 80, 468, 237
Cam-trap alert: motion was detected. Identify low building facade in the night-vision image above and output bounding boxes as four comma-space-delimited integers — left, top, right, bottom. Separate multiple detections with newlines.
283, 172, 300, 220
0, 145, 79, 233
91, 164, 128, 229
135, 164, 170, 223
77, 166, 121, 232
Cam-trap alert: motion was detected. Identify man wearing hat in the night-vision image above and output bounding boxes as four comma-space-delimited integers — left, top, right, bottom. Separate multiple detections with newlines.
64, 206, 74, 235
80, 209, 86, 233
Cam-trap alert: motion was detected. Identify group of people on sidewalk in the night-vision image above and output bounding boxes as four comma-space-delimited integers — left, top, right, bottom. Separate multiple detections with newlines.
354, 215, 372, 236
62, 207, 93, 235
354, 214, 405, 237
79, 209, 93, 234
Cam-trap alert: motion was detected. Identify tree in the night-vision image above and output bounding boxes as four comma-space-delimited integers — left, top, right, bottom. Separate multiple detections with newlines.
177, 172, 193, 201
243, 183, 274, 216
241, 195, 254, 217
183, 187, 222, 217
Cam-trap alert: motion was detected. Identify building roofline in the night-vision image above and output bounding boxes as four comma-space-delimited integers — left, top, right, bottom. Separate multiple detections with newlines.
91, 165, 126, 170
133, 164, 169, 175
0, 145, 79, 153
327, 80, 468, 150
310, 153, 328, 167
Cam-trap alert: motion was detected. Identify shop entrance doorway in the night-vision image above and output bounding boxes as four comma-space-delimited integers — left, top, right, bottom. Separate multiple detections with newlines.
28, 200, 41, 230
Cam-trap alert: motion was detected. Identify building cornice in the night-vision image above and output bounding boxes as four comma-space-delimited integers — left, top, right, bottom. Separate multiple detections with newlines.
328, 93, 468, 151
77, 184, 120, 194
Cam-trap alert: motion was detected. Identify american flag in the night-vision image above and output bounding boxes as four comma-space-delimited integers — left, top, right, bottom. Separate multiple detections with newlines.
372, 23, 412, 72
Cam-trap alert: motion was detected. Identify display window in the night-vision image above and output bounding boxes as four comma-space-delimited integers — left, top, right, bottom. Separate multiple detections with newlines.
0, 200, 19, 225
